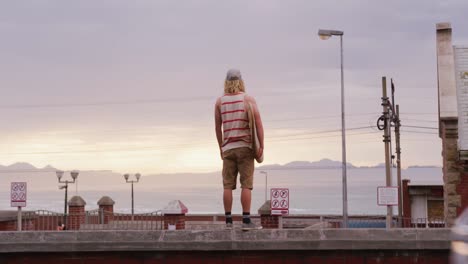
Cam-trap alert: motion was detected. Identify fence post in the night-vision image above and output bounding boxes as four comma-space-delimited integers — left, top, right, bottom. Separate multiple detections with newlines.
68, 196, 86, 230
98, 196, 115, 225
162, 200, 188, 230
258, 200, 279, 229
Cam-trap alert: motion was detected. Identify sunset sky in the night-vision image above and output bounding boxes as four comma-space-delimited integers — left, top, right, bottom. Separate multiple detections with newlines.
1, 0, 468, 173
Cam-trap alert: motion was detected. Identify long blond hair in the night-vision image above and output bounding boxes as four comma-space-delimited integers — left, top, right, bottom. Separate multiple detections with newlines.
224, 79, 245, 94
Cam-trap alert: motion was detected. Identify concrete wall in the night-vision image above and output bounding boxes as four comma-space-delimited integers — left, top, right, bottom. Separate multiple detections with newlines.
0, 229, 451, 263
436, 22, 458, 119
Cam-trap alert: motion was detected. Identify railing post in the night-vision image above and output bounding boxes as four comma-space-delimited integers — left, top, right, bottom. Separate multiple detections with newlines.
100, 208, 104, 224
258, 200, 279, 229
162, 200, 188, 230
68, 196, 86, 230
98, 196, 115, 225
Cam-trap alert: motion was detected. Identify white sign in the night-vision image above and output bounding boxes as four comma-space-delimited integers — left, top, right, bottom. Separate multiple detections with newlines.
377, 186, 398, 206
454, 46, 468, 156
270, 188, 289, 215
11, 182, 27, 207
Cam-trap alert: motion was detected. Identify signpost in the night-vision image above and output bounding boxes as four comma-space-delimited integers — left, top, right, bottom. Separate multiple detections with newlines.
270, 188, 289, 215
377, 186, 399, 206
11, 182, 27, 231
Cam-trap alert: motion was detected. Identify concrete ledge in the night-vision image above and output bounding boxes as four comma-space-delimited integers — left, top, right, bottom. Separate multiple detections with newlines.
0, 228, 451, 253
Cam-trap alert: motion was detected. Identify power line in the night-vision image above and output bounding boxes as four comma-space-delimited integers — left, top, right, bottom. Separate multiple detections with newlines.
0, 96, 215, 109
400, 130, 438, 135
268, 126, 374, 139
400, 112, 437, 116
0, 169, 110, 174
402, 125, 438, 130
0, 126, 379, 156
267, 131, 380, 143
0, 124, 435, 156
401, 118, 437, 123
266, 112, 379, 122
0, 90, 355, 110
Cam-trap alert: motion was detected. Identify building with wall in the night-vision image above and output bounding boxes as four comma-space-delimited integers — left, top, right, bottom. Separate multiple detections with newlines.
436, 22, 468, 226
402, 180, 444, 227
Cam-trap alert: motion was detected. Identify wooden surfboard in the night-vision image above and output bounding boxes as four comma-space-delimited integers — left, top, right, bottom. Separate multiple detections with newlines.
247, 102, 264, 163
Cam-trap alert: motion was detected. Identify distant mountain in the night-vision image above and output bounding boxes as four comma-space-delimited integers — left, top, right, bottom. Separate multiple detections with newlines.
0, 160, 442, 174
5, 162, 37, 170
0, 162, 56, 171
358, 163, 386, 169
407, 165, 440, 169
258, 159, 356, 170
258, 159, 442, 170
42, 165, 57, 170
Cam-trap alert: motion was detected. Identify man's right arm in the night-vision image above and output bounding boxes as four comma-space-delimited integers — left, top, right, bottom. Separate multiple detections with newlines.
246, 95, 264, 157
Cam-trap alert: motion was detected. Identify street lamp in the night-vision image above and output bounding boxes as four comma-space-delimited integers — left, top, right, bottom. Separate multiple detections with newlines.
56, 170, 79, 229
124, 173, 141, 220
260, 171, 268, 202
318, 28, 348, 228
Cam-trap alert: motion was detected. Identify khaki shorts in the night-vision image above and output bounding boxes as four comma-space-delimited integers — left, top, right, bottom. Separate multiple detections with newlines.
222, 147, 255, 190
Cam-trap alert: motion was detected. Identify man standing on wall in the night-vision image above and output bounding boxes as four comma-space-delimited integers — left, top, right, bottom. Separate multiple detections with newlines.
214, 69, 264, 230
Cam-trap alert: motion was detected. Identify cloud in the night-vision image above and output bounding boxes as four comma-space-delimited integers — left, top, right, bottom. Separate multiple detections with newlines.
0, 0, 466, 171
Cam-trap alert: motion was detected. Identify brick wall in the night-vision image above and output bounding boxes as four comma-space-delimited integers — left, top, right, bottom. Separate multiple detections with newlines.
457, 169, 468, 216
441, 119, 461, 226
100, 205, 114, 224
402, 179, 412, 227
0, 219, 37, 231
0, 221, 16, 231
260, 215, 279, 229
68, 207, 85, 230
164, 214, 186, 230
34, 215, 61, 231
0, 250, 449, 264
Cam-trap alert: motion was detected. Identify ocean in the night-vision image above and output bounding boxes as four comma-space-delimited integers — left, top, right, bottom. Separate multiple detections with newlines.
0, 167, 442, 215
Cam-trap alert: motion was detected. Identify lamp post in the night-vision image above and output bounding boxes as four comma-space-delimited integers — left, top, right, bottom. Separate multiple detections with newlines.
124, 173, 141, 220
318, 28, 348, 228
260, 171, 268, 202
57, 170, 79, 229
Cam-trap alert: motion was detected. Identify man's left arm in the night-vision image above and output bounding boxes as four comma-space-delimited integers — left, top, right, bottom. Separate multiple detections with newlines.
214, 98, 223, 159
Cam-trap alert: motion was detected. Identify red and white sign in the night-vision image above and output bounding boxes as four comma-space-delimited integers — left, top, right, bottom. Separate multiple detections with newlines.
270, 188, 289, 215
377, 186, 398, 206
11, 182, 27, 207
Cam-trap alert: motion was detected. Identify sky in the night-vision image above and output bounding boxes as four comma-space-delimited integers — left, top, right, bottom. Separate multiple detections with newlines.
1, 0, 467, 174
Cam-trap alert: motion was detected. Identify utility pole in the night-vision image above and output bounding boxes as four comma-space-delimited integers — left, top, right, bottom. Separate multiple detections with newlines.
381, 77, 393, 228
377, 78, 402, 228
395, 104, 402, 225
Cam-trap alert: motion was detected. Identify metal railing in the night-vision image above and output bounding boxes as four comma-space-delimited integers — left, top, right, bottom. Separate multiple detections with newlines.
400, 217, 446, 228
14, 211, 445, 230
80, 210, 164, 230
18, 209, 164, 231
22, 210, 64, 231
316, 215, 446, 228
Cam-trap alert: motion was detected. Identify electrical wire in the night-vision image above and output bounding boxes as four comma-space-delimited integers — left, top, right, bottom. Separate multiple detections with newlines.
403, 125, 438, 130
0, 96, 214, 109
401, 118, 437, 123
0, 126, 379, 156
400, 130, 438, 135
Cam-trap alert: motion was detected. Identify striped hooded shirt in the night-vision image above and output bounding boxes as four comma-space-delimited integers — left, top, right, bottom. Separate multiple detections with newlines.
219, 92, 251, 152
